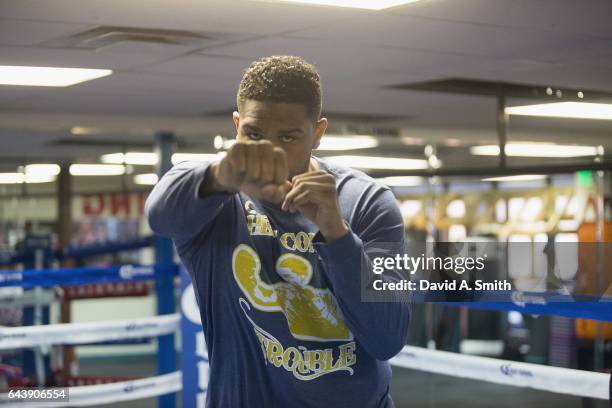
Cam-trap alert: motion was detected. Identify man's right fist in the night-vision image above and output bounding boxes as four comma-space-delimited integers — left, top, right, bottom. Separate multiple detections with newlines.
206, 140, 291, 203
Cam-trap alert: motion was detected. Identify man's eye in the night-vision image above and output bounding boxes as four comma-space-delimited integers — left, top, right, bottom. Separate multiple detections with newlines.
248, 133, 262, 141
280, 135, 295, 143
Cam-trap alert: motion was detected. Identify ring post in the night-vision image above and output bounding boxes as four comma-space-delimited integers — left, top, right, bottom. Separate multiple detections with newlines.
20, 232, 52, 387
154, 131, 177, 408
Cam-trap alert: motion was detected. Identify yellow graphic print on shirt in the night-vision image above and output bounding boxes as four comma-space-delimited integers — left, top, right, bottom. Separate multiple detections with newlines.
239, 298, 356, 381
232, 243, 352, 342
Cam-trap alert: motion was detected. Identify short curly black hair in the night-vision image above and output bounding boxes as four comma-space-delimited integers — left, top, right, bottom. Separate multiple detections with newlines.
237, 55, 322, 122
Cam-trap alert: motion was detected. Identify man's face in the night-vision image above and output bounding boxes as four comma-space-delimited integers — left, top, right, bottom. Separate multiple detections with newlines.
233, 100, 327, 179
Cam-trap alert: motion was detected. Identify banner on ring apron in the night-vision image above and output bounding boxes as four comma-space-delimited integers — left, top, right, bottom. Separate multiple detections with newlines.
180, 265, 209, 408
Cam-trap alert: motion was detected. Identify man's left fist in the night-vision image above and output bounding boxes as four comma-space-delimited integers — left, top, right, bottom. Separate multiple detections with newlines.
281, 170, 348, 242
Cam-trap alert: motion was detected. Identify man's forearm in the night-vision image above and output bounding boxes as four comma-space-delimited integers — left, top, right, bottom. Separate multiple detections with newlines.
313, 231, 410, 361
146, 161, 233, 244
198, 162, 237, 198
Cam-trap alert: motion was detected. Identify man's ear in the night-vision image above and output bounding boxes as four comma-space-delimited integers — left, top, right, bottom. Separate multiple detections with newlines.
232, 111, 240, 133
313, 117, 328, 150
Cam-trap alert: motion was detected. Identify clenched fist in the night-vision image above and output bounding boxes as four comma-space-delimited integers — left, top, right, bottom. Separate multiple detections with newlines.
282, 170, 348, 241
201, 140, 291, 203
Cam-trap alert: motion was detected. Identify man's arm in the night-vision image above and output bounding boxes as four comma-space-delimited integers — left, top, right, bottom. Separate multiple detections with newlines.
145, 161, 234, 245
311, 187, 410, 361
146, 140, 291, 246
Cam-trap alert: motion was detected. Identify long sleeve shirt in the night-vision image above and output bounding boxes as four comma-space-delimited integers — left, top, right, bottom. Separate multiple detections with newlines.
145, 156, 410, 408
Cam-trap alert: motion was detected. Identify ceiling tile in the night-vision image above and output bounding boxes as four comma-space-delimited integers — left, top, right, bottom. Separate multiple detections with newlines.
0, 0, 361, 35
0, 87, 234, 115
143, 54, 252, 81
389, 0, 612, 39
199, 35, 482, 83
290, 13, 594, 59
0, 19, 86, 46
0, 44, 194, 70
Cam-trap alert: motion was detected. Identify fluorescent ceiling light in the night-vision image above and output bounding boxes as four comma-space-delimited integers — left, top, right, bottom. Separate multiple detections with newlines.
0, 172, 56, 184
482, 175, 546, 182
25, 174, 57, 183
71, 126, 104, 135
214, 135, 236, 150
172, 153, 225, 164
427, 155, 442, 169
264, 0, 422, 10
212, 135, 379, 151
470, 145, 501, 156
0, 65, 112, 87
24, 164, 61, 177
72, 126, 153, 136
134, 173, 159, 185
0, 164, 60, 184
444, 138, 463, 147
0, 173, 25, 184
506, 102, 612, 120
102, 152, 158, 165
401, 136, 425, 146
324, 155, 428, 170
470, 143, 598, 158
101, 152, 225, 166
316, 136, 378, 151
377, 176, 424, 187
70, 164, 125, 176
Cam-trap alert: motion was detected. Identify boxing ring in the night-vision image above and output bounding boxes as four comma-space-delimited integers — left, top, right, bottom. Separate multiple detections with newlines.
0, 237, 610, 407
0, 236, 181, 406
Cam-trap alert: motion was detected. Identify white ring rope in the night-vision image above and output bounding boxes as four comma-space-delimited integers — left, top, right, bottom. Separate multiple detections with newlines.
0, 314, 180, 350
0, 315, 608, 403
0, 371, 182, 407
390, 345, 610, 400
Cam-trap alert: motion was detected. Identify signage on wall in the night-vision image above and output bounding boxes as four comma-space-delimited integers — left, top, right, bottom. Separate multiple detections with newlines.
82, 192, 148, 217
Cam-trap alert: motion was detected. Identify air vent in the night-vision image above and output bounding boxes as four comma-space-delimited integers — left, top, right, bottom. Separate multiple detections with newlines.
42, 26, 236, 50
387, 78, 612, 102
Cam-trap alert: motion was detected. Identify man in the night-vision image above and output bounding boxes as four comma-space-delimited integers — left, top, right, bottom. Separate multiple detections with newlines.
146, 56, 410, 407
